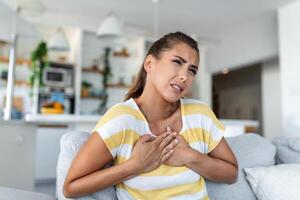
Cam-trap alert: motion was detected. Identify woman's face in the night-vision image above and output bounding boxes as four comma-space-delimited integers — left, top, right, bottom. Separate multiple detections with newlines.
145, 42, 199, 102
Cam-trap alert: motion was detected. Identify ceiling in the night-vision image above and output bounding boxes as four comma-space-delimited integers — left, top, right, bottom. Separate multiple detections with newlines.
1, 0, 297, 38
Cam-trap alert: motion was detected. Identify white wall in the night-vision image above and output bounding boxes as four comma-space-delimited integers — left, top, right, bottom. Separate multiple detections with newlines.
0, 2, 41, 43
207, 14, 278, 73
194, 46, 212, 107
278, 1, 300, 136
262, 58, 282, 139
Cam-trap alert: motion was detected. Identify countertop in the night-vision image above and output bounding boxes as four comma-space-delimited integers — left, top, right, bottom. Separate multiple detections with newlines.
24, 114, 101, 123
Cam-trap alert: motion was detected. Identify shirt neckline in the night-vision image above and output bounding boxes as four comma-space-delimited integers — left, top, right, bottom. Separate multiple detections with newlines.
129, 98, 185, 137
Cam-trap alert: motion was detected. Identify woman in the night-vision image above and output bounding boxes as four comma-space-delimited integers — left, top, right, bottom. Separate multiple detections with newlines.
63, 32, 238, 200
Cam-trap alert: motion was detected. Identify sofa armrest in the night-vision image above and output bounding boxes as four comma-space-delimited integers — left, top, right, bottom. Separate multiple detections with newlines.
56, 131, 117, 200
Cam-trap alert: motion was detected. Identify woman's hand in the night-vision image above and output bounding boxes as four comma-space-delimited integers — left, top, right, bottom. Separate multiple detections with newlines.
129, 130, 178, 174
163, 134, 192, 167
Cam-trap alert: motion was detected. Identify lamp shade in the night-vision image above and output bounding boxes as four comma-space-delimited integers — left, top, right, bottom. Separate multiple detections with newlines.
48, 29, 70, 51
97, 13, 123, 37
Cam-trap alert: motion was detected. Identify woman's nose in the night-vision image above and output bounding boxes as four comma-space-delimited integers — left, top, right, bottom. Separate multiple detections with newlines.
179, 72, 187, 82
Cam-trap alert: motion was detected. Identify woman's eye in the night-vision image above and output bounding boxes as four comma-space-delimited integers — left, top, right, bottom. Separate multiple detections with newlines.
172, 60, 181, 65
189, 68, 197, 75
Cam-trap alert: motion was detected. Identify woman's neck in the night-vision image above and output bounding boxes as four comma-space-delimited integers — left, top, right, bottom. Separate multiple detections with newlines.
135, 90, 179, 123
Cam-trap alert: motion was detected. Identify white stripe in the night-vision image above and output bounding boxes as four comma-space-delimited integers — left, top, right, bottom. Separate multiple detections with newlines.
95, 115, 147, 139
117, 144, 133, 159
181, 98, 206, 105
123, 169, 200, 190
168, 189, 207, 200
182, 114, 224, 137
116, 187, 134, 200
182, 114, 211, 132
189, 141, 207, 154
210, 125, 224, 142
110, 147, 119, 158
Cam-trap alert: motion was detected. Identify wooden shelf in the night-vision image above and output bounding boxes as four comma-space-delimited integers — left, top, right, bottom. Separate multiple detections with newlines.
106, 83, 131, 89
81, 96, 106, 100
0, 56, 31, 66
82, 67, 103, 74
1, 79, 30, 86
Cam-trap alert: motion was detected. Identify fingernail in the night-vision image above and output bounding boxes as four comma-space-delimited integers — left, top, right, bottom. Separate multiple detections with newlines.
166, 126, 171, 133
173, 132, 177, 136
175, 139, 178, 143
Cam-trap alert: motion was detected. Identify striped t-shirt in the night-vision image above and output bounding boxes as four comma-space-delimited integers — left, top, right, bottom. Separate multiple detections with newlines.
93, 98, 225, 200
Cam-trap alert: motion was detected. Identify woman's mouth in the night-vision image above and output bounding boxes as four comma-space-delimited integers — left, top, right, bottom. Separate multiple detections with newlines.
170, 83, 184, 92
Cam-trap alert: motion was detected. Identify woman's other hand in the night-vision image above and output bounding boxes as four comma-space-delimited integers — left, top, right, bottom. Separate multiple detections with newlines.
163, 134, 192, 167
129, 130, 178, 174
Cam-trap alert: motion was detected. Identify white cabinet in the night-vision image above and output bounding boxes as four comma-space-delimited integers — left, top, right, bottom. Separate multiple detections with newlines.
0, 121, 36, 191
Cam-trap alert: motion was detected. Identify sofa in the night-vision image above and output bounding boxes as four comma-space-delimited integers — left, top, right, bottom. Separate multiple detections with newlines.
56, 131, 300, 200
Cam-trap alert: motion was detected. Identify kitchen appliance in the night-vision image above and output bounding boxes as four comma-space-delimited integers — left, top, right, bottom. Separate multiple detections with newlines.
42, 64, 73, 88
38, 62, 75, 114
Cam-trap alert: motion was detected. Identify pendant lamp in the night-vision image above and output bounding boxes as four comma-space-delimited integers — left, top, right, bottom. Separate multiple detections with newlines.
48, 28, 70, 51
97, 13, 123, 37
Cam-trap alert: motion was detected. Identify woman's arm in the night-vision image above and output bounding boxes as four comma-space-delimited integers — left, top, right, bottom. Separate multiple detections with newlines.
63, 131, 177, 198
185, 138, 238, 184
63, 132, 135, 198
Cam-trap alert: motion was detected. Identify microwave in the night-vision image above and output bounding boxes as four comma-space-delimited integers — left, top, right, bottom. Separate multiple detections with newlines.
43, 67, 72, 88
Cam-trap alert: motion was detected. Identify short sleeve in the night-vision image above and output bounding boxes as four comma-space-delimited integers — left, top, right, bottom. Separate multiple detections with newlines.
206, 107, 225, 153
92, 105, 125, 158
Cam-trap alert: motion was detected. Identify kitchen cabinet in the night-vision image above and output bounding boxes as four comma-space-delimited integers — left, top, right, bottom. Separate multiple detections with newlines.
0, 121, 36, 191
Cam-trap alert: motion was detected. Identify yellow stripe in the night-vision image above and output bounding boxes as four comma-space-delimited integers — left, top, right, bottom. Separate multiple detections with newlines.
93, 105, 145, 131
139, 164, 189, 177
183, 104, 225, 130
103, 130, 140, 153
118, 177, 206, 200
203, 195, 210, 200
181, 128, 220, 149
111, 128, 221, 164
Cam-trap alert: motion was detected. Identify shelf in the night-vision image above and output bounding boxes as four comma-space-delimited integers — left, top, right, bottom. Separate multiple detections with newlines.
1, 79, 30, 86
0, 56, 31, 66
82, 67, 104, 74
107, 83, 131, 88
81, 96, 106, 100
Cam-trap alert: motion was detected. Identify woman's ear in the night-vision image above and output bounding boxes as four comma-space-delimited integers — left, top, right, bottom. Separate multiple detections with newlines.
144, 55, 153, 73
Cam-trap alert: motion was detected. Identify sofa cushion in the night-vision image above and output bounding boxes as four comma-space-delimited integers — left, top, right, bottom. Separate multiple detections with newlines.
56, 131, 117, 200
272, 136, 300, 164
244, 164, 300, 200
206, 133, 276, 200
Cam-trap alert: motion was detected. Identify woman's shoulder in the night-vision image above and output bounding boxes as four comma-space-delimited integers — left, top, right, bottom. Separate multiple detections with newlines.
181, 98, 210, 109
94, 99, 140, 130
181, 98, 216, 116
101, 98, 141, 120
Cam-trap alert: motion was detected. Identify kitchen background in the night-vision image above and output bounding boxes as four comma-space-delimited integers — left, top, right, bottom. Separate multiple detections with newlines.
1, 0, 299, 197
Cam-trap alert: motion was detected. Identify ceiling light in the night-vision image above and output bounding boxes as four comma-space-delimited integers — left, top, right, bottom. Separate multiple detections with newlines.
97, 13, 123, 37
48, 28, 70, 51
222, 68, 229, 74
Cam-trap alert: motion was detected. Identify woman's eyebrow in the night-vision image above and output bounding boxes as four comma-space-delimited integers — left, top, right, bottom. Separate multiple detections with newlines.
174, 55, 198, 69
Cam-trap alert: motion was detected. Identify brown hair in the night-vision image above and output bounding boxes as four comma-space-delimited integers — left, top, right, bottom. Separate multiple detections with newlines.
124, 31, 199, 101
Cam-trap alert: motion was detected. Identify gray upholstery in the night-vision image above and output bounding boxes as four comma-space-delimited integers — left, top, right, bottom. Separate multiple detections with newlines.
206, 133, 276, 200
0, 186, 55, 200
57, 132, 276, 200
273, 136, 300, 164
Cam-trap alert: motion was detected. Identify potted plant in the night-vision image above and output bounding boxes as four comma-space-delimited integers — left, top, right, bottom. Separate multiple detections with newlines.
81, 81, 92, 97
29, 41, 49, 87
98, 47, 112, 113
